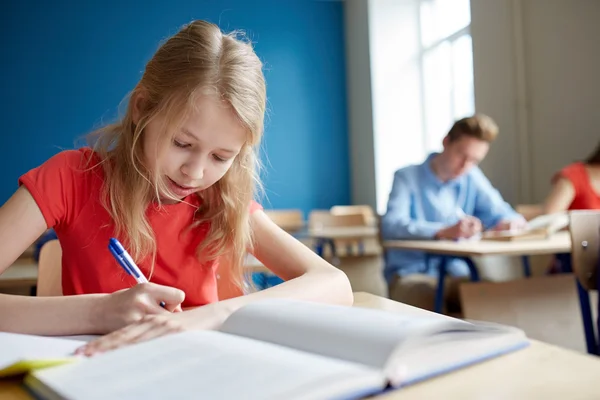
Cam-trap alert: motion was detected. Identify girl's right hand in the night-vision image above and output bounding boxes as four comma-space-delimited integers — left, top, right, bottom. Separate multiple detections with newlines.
96, 283, 185, 333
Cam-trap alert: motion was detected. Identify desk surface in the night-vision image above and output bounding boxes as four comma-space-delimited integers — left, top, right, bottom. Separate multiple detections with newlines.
383, 231, 571, 257
0, 259, 38, 289
353, 292, 598, 399
308, 226, 379, 240
2, 292, 598, 399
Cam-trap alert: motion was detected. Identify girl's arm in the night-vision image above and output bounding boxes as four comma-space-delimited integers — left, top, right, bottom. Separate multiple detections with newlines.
79, 210, 355, 354
0, 187, 184, 335
543, 177, 575, 214
212, 209, 354, 317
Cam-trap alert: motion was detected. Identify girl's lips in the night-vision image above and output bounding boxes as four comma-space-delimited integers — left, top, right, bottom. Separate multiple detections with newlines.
166, 177, 200, 198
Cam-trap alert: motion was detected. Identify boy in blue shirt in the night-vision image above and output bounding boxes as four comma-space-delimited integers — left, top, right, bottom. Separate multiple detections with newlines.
381, 114, 526, 311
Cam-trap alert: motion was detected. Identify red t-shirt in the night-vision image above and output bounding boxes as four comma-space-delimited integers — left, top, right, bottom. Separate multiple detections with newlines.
19, 148, 262, 307
554, 162, 600, 210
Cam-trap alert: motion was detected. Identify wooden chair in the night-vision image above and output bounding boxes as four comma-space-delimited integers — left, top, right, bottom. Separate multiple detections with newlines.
330, 205, 376, 226
37, 240, 62, 297
308, 210, 367, 230
568, 210, 600, 354
263, 209, 305, 233
308, 210, 387, 296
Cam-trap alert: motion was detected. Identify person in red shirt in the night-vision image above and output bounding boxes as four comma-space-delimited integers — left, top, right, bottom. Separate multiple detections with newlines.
542, 141, 600, 275
0, 20, 352, 353
543, 141, 600, 212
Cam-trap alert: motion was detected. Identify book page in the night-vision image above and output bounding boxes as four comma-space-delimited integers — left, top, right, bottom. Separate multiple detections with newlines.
220, 299, 470, 370
384, 324, 528, 386
527, 212, 568, 232
28, 331, 386, 400
483, 212, 569, 239
0, 333, 86, 376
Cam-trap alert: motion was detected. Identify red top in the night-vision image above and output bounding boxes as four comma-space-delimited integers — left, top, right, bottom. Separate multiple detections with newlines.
19, 148, 262, 307
554, 162, 600, 210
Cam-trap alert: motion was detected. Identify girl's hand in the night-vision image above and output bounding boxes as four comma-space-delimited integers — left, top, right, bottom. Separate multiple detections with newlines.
95, 283, 185, 333
80, 302, 227, 356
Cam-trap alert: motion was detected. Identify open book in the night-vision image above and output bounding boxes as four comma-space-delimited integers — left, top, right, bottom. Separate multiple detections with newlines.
482, 212, 569, 241
2, 299, 528, 400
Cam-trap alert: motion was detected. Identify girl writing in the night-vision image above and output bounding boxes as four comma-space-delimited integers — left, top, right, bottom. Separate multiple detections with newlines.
0, 20, 353, 354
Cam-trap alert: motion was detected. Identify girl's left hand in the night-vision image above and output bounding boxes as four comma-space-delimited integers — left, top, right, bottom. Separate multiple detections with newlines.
76, 303, 228, 356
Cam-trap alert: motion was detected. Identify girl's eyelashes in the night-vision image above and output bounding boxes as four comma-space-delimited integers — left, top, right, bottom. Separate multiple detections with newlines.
173, 139, 229, 162
173, 139, 190, 148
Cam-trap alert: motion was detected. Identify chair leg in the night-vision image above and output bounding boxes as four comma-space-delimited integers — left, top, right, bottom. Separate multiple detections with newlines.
576, 280, 598, 355
560, 252, 598, 355
435, 257, 448, 314
521, 255, 532, 278
314, 238, 325, 257
463, 257, 480, 282
597, 246, 600, 355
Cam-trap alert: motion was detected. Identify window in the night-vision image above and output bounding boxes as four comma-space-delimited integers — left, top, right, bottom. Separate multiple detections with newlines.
372, 0, 474, 214
420, 0, 474, 153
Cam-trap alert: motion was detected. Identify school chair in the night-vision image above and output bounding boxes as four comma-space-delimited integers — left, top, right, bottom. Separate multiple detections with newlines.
310, 210, 386, 296
308, 210, 368, 258
568, 210, 600, 355
330, 205, 377, 226
36, 240, 62, 297
263, 209, 305, 233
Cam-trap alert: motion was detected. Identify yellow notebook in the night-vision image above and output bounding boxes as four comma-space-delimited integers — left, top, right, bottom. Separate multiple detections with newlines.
0, 333, 92, 378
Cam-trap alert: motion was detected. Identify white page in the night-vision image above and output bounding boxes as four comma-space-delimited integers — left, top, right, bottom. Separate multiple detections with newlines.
220, 299, 471, 370
385, 327, 528, 386
0, 333, 85, 369
29, 330, 386, 400
527, 212, 568, 231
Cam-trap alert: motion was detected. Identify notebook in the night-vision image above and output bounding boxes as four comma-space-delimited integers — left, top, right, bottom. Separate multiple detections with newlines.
0, 334, 94, 377
3, 299, 528, 400
481, 212, 569, 241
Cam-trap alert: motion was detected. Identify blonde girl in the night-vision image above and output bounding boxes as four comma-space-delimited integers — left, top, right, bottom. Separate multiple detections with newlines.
0, 20, 352, 354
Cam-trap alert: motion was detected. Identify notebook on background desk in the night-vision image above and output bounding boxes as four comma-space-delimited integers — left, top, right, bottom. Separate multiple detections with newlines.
482, 212, 569, 241
1, 299, 528, 400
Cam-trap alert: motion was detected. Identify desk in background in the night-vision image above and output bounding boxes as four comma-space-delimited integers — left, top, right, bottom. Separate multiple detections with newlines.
383, 232, 597, 355
0, 258, 38, 295
383, 231, 571, 257
308, 226, 379, 258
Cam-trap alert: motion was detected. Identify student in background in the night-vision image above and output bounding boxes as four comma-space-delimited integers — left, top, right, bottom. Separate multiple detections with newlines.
381, 114, 526, 311
0, 20, 352, 353
543, 141, 600, 213
542, 141, 600, 274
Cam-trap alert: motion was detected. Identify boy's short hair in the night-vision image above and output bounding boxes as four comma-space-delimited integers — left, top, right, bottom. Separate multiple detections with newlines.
447, 114, 499, 143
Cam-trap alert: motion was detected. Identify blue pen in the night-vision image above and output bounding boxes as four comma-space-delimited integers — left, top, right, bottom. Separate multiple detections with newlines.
108, 238, 166, 308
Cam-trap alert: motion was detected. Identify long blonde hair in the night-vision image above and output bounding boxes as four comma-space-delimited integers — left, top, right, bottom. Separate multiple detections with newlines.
89, 20, 266, 289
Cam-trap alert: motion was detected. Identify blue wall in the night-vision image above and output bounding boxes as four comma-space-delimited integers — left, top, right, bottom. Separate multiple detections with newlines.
0, 0, 350, 215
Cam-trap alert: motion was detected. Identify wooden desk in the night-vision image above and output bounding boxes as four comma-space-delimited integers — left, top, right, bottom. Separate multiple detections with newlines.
308, 226, 378, 241
382, 231, 600, 354
1, 292, 598, 399
0, 259, 38, 289
309, 226, 379, 259
353, 292, 599, 399
383, 231, 571, 257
